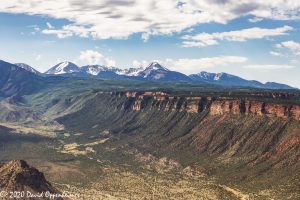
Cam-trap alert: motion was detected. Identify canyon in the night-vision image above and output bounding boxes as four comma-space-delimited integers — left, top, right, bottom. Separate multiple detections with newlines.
121, 91, 300, 120
0, 65, 299, 199
56, 90, 300, 171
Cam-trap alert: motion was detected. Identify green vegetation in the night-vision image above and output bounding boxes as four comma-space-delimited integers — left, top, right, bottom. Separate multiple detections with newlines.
0, 76, 299, 199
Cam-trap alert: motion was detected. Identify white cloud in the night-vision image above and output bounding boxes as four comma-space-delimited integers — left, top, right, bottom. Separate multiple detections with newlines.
244, 64, 295, 70
182, 26, 293, 47
276, 40, 300, 55
34, 27, 40, 31
132, 60, 149, 68
28, 24, 40, 35
46, 22, 54, 29
79, 50, 116, 66
160, 56, 248, 74
270, 51, 283, 56
1, 0, 300, 40
248, 17, 263, 23
42, 29, 71, 39
42, 26, 88, 38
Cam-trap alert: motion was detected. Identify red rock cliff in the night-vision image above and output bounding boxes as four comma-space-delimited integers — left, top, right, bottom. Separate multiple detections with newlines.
120, 91, 300, 121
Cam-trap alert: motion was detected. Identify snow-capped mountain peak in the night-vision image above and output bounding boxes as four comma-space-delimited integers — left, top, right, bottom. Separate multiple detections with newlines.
14, 63, 40, 74
40, 60, 295, 89
140, 62, 170, 79
45, 61, 80, 75
146, 62, 169, 71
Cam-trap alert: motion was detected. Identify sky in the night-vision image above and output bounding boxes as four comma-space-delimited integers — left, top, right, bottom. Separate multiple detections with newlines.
0, 0, 300, 87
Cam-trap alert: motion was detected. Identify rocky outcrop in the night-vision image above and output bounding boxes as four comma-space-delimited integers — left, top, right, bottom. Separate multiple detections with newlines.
134, 153, 182, 173
0, 160, 63, 200
291, 105, 300, 120
120, 91, 300, 121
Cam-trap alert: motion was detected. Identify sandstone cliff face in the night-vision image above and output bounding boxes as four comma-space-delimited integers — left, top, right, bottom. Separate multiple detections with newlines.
210, 99, 232, 115
244, 100, 264, 116
264, 103, 289, 119
291, 105, 300, 120
132, 96, 144, 111
122, 91, 300, 120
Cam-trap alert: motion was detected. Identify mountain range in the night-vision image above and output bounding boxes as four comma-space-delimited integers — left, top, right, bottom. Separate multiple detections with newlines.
0, 59, 296, 90
0, 60, 43, 97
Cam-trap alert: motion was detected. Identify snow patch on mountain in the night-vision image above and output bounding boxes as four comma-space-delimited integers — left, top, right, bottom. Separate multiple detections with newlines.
116, 67, 144, 77
45, 61, 80, 74
146, 62, 169, 71
14, 63, 40, 74
42, 61, 295, 89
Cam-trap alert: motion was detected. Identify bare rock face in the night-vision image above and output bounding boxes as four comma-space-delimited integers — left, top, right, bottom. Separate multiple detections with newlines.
120, 91, 300, 121
0, 160, 63, 200
210, 100, 232, 115
264, 103, 289, 119
291, 105, 300, 120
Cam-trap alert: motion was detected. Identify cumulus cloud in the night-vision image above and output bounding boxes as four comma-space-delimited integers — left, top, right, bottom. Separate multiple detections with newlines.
79, 50, 116, 66
243, 64, 295, 70
276, 40, 300, 55
182, 26, 293, 47
159, 56, 248, 74
1, 0, 300, 40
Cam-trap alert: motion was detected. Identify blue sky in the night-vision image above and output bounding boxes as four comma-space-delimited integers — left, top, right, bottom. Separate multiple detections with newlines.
0, 1, 300, 87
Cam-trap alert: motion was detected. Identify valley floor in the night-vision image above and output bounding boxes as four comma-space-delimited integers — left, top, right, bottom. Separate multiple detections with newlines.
0, 123, 297, 200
